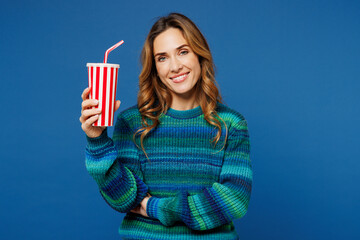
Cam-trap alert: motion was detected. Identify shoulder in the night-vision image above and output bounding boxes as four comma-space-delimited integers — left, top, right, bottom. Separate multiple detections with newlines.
216, 102, 247, 123
115, 104, 142, 129
117, 104, 140, 119
215, 102, 249, 136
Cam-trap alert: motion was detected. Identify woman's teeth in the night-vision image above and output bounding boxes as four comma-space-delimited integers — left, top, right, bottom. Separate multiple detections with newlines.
172, 73, 188, 81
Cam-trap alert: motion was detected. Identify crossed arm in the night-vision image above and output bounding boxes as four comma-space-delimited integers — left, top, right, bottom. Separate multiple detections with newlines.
86, 116, 252, 231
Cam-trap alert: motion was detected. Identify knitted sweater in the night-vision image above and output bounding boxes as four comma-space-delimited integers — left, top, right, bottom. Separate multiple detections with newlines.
85, 102, 252, 240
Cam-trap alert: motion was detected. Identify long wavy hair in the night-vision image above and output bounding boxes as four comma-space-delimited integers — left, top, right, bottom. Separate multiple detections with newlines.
135, 13, 227, 159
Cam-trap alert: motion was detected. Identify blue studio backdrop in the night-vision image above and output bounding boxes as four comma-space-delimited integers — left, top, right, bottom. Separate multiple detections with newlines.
0, 0, 359, 239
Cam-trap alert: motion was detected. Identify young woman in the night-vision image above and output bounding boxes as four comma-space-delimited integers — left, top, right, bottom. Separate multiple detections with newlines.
80, 13, 252, 240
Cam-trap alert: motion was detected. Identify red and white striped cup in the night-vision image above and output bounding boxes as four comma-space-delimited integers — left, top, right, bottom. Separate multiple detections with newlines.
87, 63, 120, 126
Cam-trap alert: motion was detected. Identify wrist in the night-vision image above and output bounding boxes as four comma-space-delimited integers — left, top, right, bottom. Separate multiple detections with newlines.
146, 196, 161, 220
86, 127, 107, 139
86, 128, 111, 150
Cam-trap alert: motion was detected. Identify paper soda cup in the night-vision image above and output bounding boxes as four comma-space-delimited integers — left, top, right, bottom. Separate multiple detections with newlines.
87, 63, 120, 126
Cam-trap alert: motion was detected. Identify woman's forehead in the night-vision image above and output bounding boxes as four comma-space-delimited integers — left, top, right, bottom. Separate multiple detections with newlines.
153, 28, 188, 54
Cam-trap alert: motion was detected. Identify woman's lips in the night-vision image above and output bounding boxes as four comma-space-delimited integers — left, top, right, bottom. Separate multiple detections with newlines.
170, 72, 189, 83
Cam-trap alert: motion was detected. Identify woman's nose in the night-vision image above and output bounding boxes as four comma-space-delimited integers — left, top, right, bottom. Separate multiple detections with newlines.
169, 57, 183, 72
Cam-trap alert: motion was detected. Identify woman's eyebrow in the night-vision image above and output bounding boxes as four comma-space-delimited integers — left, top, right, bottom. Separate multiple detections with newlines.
154, 44, 189, 57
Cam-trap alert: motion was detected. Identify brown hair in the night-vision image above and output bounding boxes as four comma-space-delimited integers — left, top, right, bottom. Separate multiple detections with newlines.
135, 12, 227, 159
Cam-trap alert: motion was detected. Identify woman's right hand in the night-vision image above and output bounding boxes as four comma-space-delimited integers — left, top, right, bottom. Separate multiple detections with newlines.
79, 87, 121, 138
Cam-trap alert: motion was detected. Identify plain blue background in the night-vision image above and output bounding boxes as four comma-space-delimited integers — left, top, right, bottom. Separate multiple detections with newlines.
1, 0, 359, 239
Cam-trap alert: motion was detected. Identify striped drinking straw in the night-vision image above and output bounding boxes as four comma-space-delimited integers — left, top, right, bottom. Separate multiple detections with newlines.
104, 40, 124, 63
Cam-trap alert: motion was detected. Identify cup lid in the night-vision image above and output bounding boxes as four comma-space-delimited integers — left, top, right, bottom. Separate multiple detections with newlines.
86, 63, 120, 68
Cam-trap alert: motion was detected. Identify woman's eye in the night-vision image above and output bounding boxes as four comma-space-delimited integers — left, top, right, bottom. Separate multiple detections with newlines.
157, 56, 166, 62
180, 50, 188, 55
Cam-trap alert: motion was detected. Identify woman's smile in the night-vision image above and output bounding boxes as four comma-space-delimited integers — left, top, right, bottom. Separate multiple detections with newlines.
170, 72, 190, 83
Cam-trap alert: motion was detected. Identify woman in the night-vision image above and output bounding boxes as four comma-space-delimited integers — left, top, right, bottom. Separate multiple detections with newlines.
80, 13, 252, 240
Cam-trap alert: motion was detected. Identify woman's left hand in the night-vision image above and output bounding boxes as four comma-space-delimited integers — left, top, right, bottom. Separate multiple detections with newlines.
130, 193, 152, 217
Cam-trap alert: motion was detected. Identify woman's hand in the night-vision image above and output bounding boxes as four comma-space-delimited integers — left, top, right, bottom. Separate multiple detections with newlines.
79, 87, 121, 138
130, 193, 152, 217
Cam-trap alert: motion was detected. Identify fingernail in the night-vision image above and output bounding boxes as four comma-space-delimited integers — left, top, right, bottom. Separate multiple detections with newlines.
94, 100, 99, 104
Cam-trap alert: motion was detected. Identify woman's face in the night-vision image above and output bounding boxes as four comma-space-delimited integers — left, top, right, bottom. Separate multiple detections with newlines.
153, 28, 201, 101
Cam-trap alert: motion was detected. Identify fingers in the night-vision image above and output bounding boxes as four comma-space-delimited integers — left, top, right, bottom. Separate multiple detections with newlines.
81, 99, 99, 111
80, 108, 101, 123
80, 87, 122, 129
114, 100, 121, 112
81, 115, 96, 133
81, 87, 91, 101
130, 206, 140, 214
130, 206, 147, 217
81, 115, 106, 135
81, 114, 99, 129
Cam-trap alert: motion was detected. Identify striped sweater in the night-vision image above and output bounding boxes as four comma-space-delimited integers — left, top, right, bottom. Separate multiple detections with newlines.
85, 102, 252, 240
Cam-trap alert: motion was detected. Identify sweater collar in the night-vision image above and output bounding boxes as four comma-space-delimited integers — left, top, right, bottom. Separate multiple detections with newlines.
165, 105, 203, 119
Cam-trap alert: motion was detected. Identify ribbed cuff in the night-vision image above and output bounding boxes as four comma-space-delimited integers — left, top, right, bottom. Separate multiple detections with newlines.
86, 128, 110, 150
146, 196, 161, 220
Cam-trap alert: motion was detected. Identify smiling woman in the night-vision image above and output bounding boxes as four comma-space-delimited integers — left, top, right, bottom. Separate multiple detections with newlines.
80, 12, 252, 240
153, 28, 201, 108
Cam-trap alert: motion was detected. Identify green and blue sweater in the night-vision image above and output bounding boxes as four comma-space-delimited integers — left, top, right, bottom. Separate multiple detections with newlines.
85, 103, 252, 240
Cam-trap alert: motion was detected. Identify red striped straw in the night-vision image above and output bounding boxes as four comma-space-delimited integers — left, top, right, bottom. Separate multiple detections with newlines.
104, 40, 124, 63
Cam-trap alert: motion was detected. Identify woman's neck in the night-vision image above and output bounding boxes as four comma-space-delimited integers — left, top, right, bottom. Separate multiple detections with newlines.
170, 93, 199, 110
170, 101, 199, 111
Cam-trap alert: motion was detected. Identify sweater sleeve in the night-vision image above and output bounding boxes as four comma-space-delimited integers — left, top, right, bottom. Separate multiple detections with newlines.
146, 119, 252, 230
85, 116, 148, 213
